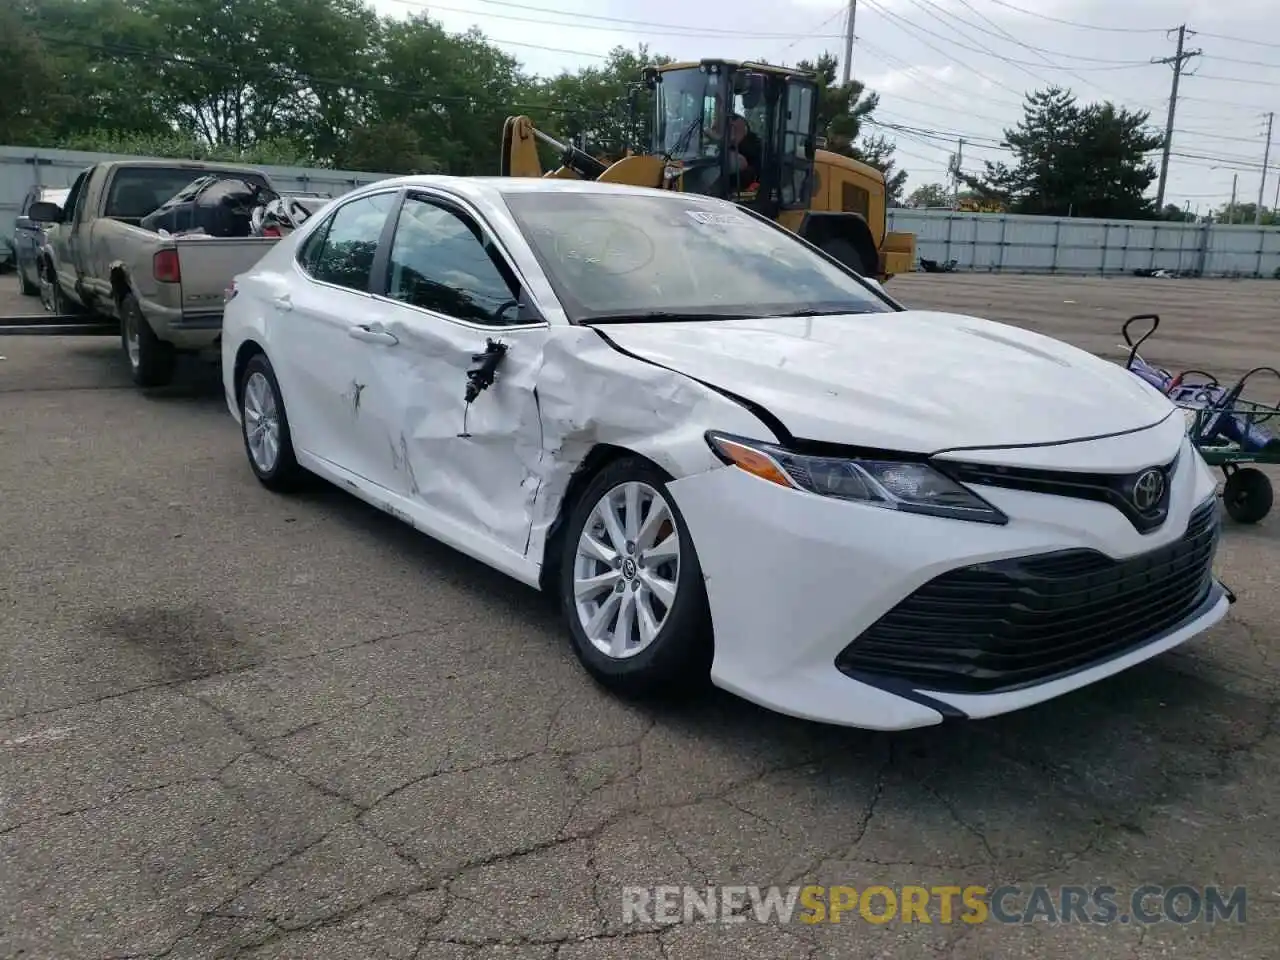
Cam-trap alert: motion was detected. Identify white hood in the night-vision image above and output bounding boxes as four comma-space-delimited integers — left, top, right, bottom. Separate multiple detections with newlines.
598, 310, 1175, 453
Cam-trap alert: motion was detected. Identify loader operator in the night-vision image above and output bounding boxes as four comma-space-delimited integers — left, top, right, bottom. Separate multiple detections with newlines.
726, 113, 762, 189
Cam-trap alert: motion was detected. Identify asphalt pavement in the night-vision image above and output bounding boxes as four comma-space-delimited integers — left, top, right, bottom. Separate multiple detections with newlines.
1, 272, 1277, 959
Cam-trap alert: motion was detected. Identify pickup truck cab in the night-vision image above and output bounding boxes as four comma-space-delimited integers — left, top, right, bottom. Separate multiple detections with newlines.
26, 159, 282, 387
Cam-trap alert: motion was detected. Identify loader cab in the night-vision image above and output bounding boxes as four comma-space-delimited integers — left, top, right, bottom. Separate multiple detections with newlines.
646, 60, 819, 218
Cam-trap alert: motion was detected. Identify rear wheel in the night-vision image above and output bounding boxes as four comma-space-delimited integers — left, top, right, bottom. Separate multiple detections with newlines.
239, 352, 304, 492
120, 293, 176, 387
820, 236, 873, 277
559, 457, 713, 698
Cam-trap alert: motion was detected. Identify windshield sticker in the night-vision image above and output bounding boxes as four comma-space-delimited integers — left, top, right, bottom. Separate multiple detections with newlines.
685, 210, 747, 226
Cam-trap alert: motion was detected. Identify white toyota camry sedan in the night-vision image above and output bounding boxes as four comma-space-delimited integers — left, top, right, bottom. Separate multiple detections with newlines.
221, 175, 1231, 730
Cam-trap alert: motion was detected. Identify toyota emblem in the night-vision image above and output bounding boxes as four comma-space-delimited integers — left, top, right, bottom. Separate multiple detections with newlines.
1131, 469, 1165, 512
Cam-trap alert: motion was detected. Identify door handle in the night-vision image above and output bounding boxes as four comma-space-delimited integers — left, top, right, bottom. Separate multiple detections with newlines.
272, 293, 293, 311
348, 324, 398, 346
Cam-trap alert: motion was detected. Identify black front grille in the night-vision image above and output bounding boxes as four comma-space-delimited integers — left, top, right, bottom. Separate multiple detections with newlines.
943, 452, 1180, 534
836, 499, 1221, 695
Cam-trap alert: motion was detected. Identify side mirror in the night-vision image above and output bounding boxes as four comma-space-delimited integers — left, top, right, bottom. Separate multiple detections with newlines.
27, 201, 63, 223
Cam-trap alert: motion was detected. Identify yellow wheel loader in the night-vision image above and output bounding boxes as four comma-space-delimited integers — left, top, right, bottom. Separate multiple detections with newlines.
499, 59, 916, 281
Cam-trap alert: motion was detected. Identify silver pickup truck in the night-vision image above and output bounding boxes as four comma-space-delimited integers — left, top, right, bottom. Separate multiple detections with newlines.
26, 159, 282, 387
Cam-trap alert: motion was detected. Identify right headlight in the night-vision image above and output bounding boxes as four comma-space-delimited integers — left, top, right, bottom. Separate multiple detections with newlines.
705, 431, 1008, 525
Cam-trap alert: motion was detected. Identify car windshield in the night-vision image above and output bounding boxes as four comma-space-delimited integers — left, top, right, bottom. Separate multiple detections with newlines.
502, 191, 893, 323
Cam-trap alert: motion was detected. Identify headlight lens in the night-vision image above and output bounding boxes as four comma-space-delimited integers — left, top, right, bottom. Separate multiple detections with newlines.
706, 431, 1007, 525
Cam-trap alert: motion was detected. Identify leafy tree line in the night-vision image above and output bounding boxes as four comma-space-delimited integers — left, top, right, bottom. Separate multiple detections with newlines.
3, 0, 1193, 219
907, 86, 1212, 222
1, 0, 912, 198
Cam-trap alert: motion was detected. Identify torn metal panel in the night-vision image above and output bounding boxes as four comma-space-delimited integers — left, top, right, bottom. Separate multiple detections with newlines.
365, 315, 777, 567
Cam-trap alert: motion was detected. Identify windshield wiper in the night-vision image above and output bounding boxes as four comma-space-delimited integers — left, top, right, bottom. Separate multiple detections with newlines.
583, 311, 755, 324
774, 307, 878, 317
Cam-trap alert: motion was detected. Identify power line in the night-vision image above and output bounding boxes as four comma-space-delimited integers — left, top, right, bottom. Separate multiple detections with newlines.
386, 0, 843, 39
980, 0, 1166, 34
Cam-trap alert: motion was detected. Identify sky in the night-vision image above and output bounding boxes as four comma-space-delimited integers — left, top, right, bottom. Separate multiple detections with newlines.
369, 0, 1279, 214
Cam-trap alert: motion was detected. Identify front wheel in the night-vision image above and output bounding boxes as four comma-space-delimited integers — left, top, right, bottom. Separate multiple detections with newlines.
18, 264, 38, 296
820, 237, 873, 277
559, 457, 713, 698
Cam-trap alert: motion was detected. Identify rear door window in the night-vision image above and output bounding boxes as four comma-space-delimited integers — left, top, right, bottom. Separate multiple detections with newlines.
304, 192, 397, 292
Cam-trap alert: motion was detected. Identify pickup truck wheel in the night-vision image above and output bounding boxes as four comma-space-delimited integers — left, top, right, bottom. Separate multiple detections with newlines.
120, 293, 176, 388
239, 353, 304, 492
39, 267, 69, 313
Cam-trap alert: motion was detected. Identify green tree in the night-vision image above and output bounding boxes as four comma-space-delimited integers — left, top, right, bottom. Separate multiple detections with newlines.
964, 86, 1163, 218
909, 182, 952, 207
794, 53, 905, 202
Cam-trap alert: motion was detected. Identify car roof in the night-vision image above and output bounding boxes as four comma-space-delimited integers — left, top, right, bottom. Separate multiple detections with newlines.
354, 174, 731, 208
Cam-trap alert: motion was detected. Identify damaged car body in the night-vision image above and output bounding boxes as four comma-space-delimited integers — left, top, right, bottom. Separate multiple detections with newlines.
221, 176, 1232, 731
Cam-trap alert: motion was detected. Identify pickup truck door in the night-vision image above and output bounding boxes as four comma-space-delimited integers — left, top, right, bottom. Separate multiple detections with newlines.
51, 170, 90, 300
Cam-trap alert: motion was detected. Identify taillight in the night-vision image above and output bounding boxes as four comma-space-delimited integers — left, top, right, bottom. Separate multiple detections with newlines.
153, 249, 181, 283
262, 225, 282, 238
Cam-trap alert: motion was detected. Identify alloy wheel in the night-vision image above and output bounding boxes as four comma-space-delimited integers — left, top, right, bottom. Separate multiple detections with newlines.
243, 371, 281, 474
572, 480, 681, 659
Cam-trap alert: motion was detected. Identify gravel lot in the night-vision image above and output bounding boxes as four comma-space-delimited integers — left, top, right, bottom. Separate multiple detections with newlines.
1, 272, 1277, 959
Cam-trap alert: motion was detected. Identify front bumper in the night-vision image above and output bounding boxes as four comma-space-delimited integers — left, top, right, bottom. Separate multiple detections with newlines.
666, 435, 1228, 731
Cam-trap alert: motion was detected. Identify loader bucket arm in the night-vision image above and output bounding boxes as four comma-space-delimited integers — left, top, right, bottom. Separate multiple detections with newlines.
501, 116, 608, 181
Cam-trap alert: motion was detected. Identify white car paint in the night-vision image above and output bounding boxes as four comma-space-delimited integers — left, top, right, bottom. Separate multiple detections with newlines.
222, 175, 1230, 731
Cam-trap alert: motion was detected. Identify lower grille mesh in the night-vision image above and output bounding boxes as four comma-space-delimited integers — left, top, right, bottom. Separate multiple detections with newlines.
835, 500, 1220, 695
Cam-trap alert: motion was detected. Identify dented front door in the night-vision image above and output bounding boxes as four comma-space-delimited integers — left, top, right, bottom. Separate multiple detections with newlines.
369, 190, 553, 556
372, 313, 550, 554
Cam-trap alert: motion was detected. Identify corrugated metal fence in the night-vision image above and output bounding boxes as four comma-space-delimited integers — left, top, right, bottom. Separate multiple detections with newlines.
0, 144, 392, 238
888, 207, 1280, 279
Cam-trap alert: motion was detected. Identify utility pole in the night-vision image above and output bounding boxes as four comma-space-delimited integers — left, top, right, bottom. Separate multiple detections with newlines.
841, 0, 857, 85
953, 138, 964, 209
1151, 25, 1201, 211
1229, 172, 1238, 223
1256, 111, 1273, 225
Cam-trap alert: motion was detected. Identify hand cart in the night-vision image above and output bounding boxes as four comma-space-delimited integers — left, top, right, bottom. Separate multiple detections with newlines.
1122, 313, 1280, 524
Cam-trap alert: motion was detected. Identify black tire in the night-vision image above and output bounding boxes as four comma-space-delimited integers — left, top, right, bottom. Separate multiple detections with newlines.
1222, 467, 1272, 524
558, 456, 713, 698
18, 265, 38, 296
120, 293, 176, 388
820, 236, 873, 277
39, 263, 74, 314
238, 352, 305, 492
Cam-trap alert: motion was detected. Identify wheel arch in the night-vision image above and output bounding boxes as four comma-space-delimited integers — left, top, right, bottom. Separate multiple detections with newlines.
232, 338, 268, 403
108, 265, 134, 306
798, 212, 880, 275
536, 443, 674, 594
